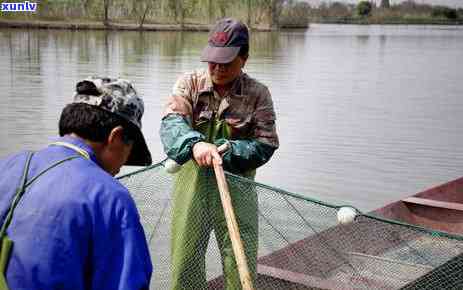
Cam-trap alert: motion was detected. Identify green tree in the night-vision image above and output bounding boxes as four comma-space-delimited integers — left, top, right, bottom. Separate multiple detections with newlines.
357, 1, 372, 17
432, 6, 458, 19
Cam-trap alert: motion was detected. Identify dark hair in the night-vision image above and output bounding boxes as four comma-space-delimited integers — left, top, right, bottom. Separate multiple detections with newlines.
238, 44, 249, 57
59, 103, 135, 144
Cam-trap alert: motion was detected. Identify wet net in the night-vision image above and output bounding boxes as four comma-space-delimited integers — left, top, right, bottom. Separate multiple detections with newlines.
119, 162, 463, 290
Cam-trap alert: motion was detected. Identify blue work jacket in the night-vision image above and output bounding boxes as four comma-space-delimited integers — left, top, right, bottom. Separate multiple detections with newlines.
0, 136, 152, 290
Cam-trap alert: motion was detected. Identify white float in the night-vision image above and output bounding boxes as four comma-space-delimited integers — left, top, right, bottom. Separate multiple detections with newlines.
337, 206, 357, 224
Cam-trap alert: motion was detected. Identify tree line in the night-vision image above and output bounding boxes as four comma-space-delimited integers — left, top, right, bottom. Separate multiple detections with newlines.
1, 0, 309, 29
4, 0, 459, 28
310, 0, 462, 24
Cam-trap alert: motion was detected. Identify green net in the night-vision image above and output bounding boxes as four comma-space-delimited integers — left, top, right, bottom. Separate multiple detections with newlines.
119, 162, 463, 290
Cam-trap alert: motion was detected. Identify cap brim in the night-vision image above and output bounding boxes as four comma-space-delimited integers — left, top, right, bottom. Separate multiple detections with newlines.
200, 45, 240, 64
125, 126, 152, 166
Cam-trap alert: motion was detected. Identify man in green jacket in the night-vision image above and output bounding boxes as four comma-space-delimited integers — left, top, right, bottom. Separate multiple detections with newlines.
160, 17, 279, 290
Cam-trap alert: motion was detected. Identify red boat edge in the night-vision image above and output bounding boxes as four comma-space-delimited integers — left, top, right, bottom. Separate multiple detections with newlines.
373, 176, 463, 235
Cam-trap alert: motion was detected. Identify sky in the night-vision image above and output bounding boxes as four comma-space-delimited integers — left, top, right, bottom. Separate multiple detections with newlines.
304, 0, 463, 8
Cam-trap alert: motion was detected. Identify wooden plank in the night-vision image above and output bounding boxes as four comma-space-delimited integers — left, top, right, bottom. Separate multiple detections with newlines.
402, 197, 463, 212
348, 252, 433, 271
257, 264, 355, 290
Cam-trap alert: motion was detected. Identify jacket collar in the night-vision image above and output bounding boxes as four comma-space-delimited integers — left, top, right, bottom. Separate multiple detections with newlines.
198, 70, 246, 97
50, 135, 98, 163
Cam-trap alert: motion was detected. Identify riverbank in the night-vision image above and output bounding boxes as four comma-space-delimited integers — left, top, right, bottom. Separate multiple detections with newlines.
0, 19, 303, 31
312, 17, 463, 25
2, 17, 460, 33
0, 19, 211, 31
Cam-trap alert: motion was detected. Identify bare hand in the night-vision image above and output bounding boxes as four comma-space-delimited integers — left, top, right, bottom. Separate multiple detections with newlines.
192, 142, 222, 167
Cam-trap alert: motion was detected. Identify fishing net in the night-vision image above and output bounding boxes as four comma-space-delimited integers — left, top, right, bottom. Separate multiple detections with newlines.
119, 162, 463, 290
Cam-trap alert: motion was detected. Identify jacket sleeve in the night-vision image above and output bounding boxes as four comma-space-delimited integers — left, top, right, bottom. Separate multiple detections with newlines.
159, 75, 205, 164
216, 85, 279, 173
112, 225, 152, 290
160, 113, 204, 165
92, 189, 152, 290
214, 138, 276, 174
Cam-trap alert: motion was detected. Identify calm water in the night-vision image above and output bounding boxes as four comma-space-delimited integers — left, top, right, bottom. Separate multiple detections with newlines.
1, 24, 462, 211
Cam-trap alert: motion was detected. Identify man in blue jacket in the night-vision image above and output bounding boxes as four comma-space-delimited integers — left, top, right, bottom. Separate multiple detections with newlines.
0, 77, 153, 290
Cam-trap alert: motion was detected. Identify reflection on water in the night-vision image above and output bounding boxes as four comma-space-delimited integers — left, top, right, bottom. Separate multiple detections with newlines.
1, 24, 463, 211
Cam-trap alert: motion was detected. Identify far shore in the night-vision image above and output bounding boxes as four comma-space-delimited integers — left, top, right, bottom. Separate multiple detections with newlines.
311, 17, 463, 26
0, 19, 310, 31
0, 19, 214, 31
1, 18, 461, 33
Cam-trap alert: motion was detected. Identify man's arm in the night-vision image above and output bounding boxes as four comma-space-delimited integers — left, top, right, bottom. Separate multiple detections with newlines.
160, 113, 205, 165
216, 86, 279, 173
160, 76, 206, 165
91, 189, 152, 290
110, 225, 152, 290
214, 138, 276, 173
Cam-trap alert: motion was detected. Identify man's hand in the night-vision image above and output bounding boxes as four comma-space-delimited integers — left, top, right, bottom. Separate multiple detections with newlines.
192, 142, 222, 167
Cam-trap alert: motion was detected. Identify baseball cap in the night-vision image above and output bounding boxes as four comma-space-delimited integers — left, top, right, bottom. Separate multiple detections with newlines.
200, 18, 249, 64
73, 77, 152, 166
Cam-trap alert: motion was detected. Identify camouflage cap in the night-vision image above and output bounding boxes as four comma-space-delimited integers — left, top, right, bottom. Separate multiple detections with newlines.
73, 77, 152, 166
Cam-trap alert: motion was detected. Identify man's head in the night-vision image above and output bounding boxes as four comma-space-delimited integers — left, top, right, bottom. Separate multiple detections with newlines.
59, 77, 152, 175
201, 18, 249, 86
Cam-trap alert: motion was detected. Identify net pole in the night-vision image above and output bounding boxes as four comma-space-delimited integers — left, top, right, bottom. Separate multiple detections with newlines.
213, 161, 255, 290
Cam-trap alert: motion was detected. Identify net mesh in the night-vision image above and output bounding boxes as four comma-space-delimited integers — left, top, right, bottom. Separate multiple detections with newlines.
119, 162, 463, 290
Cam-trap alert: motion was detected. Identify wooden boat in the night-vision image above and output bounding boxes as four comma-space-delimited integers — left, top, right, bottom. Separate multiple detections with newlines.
374, 176, 463, 236
207, 176, 463, 289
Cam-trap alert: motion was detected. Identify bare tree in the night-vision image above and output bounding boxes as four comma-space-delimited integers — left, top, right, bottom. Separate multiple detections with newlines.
176, 0, 184, 27
269, 0, 284, 30
247, 0, 252, 28
207, 0, 213, 24
137, 0, 156, 28
82, 0, 91, 17
103, 0, 111, 26
380, 0, 390, 9
217, 0, 228, 19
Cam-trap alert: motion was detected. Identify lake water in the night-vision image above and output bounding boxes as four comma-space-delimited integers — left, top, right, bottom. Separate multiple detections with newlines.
1, 24, 462, 211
